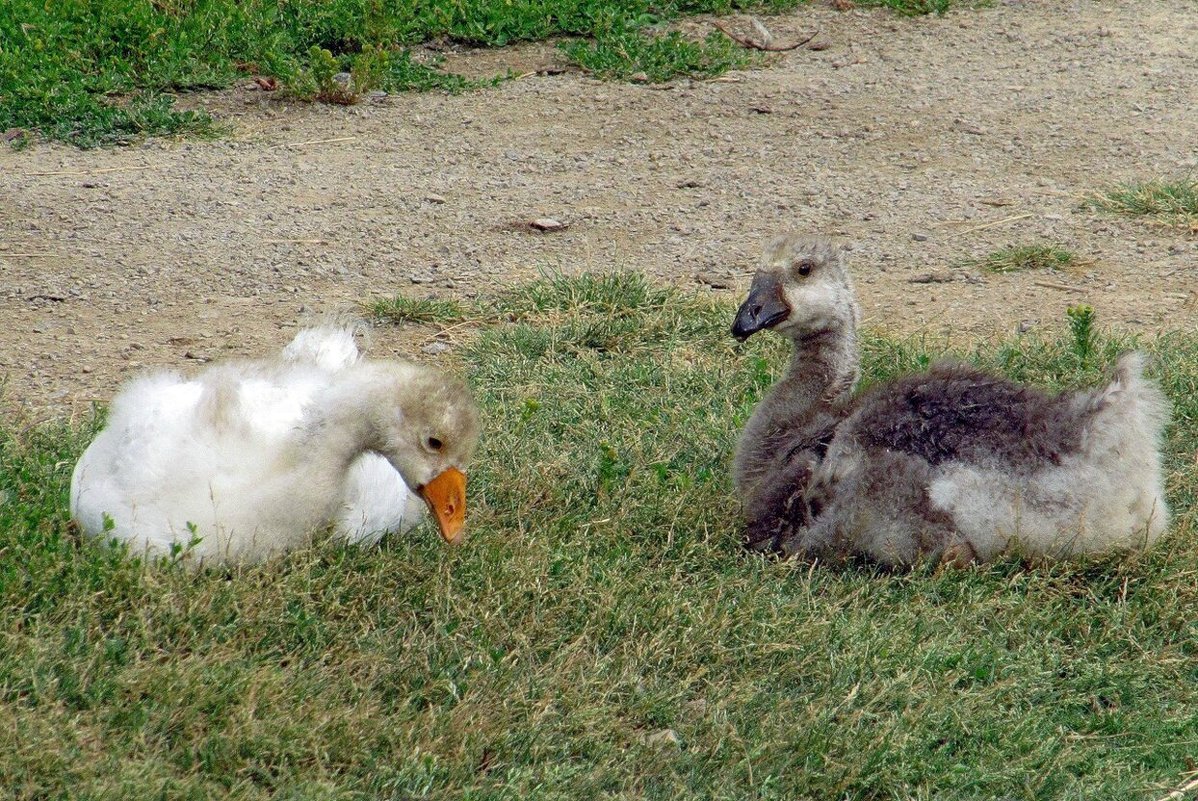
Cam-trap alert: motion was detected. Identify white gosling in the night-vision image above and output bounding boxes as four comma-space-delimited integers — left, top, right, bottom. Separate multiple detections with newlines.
732, 234, 1170, 567
70, 325, 479, 566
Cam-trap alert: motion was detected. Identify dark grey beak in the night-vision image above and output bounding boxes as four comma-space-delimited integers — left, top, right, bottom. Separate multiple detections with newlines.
731, 274, 790, 341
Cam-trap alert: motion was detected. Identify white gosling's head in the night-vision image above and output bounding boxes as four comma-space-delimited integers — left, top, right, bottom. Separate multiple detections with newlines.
362, 364, 480, 544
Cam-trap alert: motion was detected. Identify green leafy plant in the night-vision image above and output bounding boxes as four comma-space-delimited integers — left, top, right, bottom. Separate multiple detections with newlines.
1067, 303, 1096, 360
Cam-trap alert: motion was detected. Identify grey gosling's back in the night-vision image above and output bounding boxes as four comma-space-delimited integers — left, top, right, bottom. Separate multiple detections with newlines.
731, 234, 1170, 567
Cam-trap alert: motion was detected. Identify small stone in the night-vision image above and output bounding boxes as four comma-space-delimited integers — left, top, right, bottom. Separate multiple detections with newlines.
644, 728, 680, 748
421, 341, 451, 355
425, 194, 446, 204
907, 272, 954, 284
530, 218, 567, 232
410, 274, 433, 284
912, 232, 929, 242
695, 271, 730, 289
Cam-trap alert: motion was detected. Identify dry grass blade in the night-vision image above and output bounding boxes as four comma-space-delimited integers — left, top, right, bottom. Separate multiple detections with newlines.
944, 213, 1034, 239
25, 165, 159, 177
1155, 773, 1198, 801
270, 136, 358, 148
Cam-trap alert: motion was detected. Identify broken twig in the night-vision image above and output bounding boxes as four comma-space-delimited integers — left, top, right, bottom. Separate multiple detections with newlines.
270, 136, 357, 149
710, 19, 819, 52
1032, 279, 1083, 293
26, 165, 158, 177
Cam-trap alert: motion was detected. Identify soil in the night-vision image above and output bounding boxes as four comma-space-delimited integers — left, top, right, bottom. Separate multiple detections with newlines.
2, 0, 1196, 422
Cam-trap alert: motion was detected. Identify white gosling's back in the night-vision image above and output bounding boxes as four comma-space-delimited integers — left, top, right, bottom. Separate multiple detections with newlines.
70, 326, 479, 566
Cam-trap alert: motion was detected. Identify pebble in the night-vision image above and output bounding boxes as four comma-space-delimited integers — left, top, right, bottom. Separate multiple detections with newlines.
695, 271, 731, 289
530, 218, 567, 232
644, 729, 680, 749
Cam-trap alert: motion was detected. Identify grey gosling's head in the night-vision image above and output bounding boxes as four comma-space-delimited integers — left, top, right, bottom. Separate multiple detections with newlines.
732, 235, 859, 342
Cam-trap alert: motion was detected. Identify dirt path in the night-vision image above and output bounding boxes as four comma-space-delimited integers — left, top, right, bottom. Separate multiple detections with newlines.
2, 0, 1196, 420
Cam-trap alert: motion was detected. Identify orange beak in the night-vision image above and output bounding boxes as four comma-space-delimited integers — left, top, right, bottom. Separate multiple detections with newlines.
419, 467, 467, 545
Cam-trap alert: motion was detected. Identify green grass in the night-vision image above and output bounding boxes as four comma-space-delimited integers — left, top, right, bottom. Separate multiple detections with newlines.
966, 244, 1080, 274
4, 273, 1197, 799
562, 28, 752, 83
0, 0, 984, 147
371, 295, 471, 325
1086, 179, 1198, 229
857, 0, 988, 13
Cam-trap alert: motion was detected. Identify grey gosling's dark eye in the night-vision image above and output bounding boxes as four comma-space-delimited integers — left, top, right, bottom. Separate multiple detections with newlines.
796, 260, 814, 277
427, 436, 444, 451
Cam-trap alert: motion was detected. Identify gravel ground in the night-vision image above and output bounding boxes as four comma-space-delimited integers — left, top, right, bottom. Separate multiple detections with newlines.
1, 0, 1196, 421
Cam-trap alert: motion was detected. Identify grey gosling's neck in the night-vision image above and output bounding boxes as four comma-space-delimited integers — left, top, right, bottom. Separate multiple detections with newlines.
733, 319, 859, 504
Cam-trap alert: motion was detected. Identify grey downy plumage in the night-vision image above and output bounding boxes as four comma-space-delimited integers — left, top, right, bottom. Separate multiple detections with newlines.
732, 234, 1170, 567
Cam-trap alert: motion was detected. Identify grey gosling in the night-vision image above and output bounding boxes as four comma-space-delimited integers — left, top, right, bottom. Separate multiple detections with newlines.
732, 234, 1170, 567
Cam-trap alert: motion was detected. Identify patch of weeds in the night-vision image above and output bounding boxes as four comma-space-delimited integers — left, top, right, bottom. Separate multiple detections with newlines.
4, 88, 218, 149
385, 50, 492, 93
496, 271, 675, 317
967, 244, 1078, 274
561, 27, 751, 82
370, 296, 471, 325
291, 45, 489, 102
1066, 303, 1096, 361
1086, 178, 1198, 229
853, 0, 976, 13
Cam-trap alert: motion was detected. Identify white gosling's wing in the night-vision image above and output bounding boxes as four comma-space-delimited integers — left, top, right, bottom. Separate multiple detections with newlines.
336, 453, 428, 545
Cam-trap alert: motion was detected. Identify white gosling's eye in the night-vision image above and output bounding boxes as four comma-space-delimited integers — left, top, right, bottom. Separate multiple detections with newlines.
425, 435, 444, 452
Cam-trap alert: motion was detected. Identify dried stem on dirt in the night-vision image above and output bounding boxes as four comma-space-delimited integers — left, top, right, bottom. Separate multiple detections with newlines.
1032, 279, 1083, 293
25, 165, 158, 177
710, 18, 819, 52
270, 136, 358, 148
944, 213, 1035, 239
